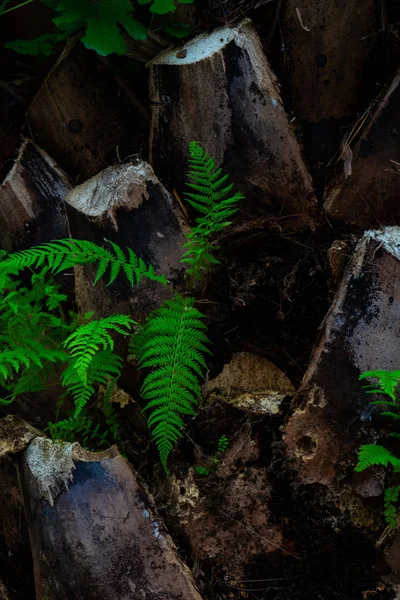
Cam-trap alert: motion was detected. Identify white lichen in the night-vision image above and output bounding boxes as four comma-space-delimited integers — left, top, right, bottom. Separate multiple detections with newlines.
25, 437, 77, 506
365, 226, 400, 260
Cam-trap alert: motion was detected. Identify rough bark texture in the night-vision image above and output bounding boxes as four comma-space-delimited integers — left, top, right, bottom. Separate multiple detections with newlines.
324, 70, 400, 228
18, 438, 203, 600
0, 140, 71, 251
282, 0, 378, 122
149, 19, 317, 229
284, 227, 400, 489
64, 161, 187, 321
27, 44, 145, 182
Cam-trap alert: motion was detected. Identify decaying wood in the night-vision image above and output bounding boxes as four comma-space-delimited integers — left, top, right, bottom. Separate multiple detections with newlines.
282, 0, 378, 122
149, 19, 317, 229
284, 227, 400, 489
64, 161, 187, 321
204, 351, 295, 415
28, 45, 146, 181
0, 415, 40, 458
17, 437, 203, 600
162, 434, 283, 581
0, 140, 71, 251
324, 69, 400, 228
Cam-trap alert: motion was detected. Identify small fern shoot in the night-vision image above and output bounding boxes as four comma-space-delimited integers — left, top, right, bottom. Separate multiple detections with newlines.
0, 238, 167, 289
181, 142, 244, 278
135, 293, 210, 472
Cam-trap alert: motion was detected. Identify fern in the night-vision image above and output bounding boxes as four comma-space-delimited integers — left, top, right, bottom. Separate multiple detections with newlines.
359, 370, 400, 401
135, 293, 210, 472
355, 444, 400, 472
181, 142, 244, 278
384, 485, 400, 528
63, 314, 134, 384
61, 349, 125, 415
0, 238, 167, 289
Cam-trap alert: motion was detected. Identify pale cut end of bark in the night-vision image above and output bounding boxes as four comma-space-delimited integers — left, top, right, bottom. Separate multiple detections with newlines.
65, 162, 159, 219
64, 161, 187, 321
18, 439, 203, 600
0, 415, 41, 459
149, 18, 317, 230
284, 227, 400, 488
0, 140, 71, 251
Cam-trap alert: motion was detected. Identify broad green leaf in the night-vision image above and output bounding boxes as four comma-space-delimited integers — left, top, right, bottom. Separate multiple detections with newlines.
149, 0, 176, 14
5, 31, 68, 55
53, 0, 147, 56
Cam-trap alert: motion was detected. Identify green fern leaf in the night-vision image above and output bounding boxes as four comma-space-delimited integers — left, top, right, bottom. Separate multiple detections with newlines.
355, 444, 400, 472
359, 370, 400, 401
0, 239, 167, 289
64, 315, 134, 385
137, 293, 210, 472
384, 485, 400, 528
181, 142, 244, 279
61, 349, 124, 415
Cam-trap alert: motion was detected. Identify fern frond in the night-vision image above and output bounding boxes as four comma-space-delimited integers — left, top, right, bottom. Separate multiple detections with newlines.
355, 444, 400, 472
384, 485, 400, 528
359, 370, 400, 401
63, 315, 134, 384
61, 349, 124, 415
0, 238, 167, 289
137, 293, 210, 472
182, 142, 244, 278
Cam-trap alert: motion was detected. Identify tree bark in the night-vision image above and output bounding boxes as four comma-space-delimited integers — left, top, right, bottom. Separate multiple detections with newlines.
27, 44, 147, 182
17, 437, 203, 600
282, 0, 378, 122
0, 140, 71, 251
324, 69, 400, 228
64, 161, 187, 321
149, 19, 317, 229
284, 227, 400, 489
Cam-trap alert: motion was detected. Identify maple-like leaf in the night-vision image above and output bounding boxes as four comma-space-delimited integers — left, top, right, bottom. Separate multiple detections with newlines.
52, 0, 147, 56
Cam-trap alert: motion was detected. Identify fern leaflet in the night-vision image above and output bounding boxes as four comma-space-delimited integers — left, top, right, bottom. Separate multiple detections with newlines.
384, 485, 400, 528
355, 444, 400, 472
135, 293, 210, 472
0, 238, 167, 289
63, 314, 134, 384
181, 141, 244, 278
359, 370, 400, 401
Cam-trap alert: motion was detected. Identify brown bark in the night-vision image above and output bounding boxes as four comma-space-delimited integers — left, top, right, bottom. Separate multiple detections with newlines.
149, 19, 317, 229
282, 0, 378, 122
284, 227, 400, 489
27, 44, 146, 182
0, 140, 71, 251
324, 69, 400, 228
17, 437, 203, 600
64, 161, 187, 321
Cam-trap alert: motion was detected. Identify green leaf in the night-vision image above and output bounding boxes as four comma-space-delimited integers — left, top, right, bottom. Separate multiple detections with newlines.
149, 0, 176, 14
162, 22, 191, 38
5, 31, 68, 56
52, 0, 147, 56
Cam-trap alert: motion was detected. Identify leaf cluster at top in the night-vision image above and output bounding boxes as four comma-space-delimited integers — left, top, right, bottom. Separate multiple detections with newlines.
2, 0, 195, 56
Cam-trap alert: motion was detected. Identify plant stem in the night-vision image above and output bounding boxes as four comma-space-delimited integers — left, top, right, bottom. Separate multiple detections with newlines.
1, 0, 35, 16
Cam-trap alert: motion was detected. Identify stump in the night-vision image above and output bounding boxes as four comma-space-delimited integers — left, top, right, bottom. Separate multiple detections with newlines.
149, 19, 316, 229
0, 140, 71, 251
